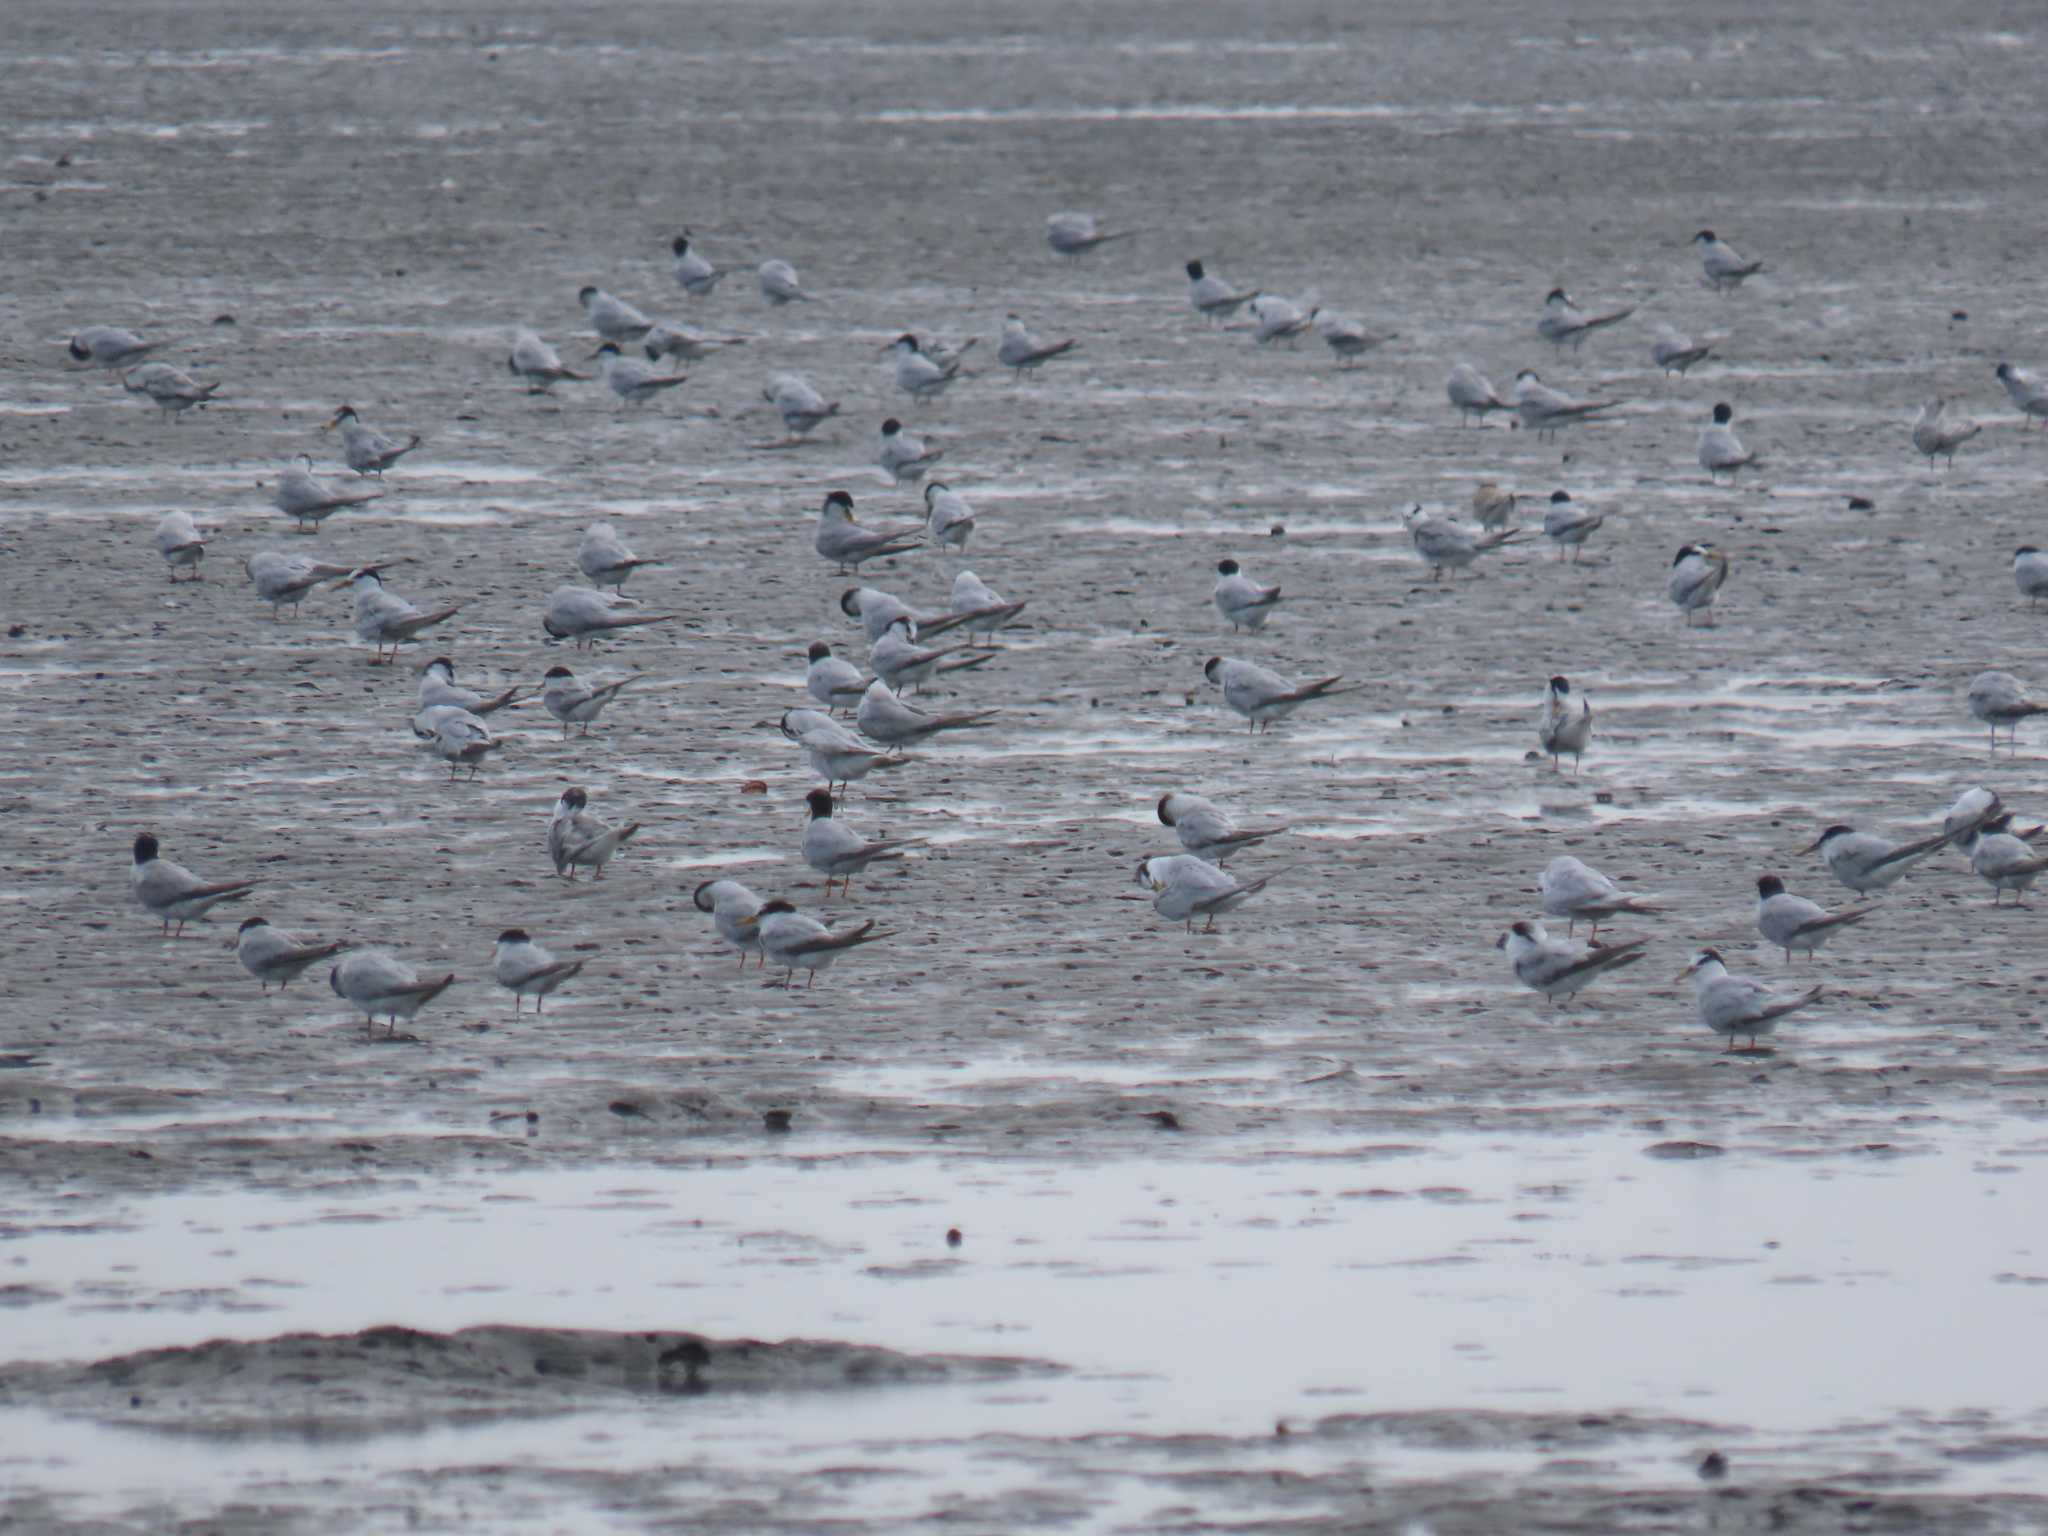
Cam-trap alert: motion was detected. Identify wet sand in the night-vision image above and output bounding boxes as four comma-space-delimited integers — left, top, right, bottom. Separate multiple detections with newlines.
4, 0, 2048, 1529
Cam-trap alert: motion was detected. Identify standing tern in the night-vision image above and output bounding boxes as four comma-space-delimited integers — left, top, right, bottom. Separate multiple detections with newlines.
325, 406, 421, 476
1536, 289, 1636, 350
342, 568, 461, 663
816, 489, 924, 572
949, 570, 1025, 644
1913, 397, 1980, 467
644, 321, 746, 366
840, 585, 977, 643
1213, 558, 1284, 632
802, 787, 916, 895
1541, 491, 1607, 562
131, 833, 257, 936
548, 787, 641, 880
1248, 296, 1316, 346
1651, 326, 1713, 376
417, 657, 519, 716
889, 334, 965, 401
855, 679, 996, 745
923, 483, 975, 550
1754, 875, 1872, 961
1047, 212, 1137, 257
245, 549, 356, 617
1315, 310, 1392, 366
997, 314, 1079, 376
154, 511, 206, 580
68, 326, 173, 369
1185, 259, 1259, 322
1513, 371, 1619, 438
1472, 481, 1519, 530
1803, 822, 1951, 896
788, 716, 908, 790
507, 329, 590, 393
1537, 677, 1593, 771
2016, 547, 2048, 607
1134, 854, 1283, 932
763, 374, 839, 442
869, 615, 993, 692
806, 643, 873, 711
235, 917, 345, 992
669, 233, 725, 296
413, 703, 499, 779
1694, 231, 1764, 293
758, 259, 813, 305
1537, 856, 1655, 938
274, 456, 383, 533
1679, 950, 1820, 1050
1405, 506, 1524, 578
493, 930, 588, 1014
1968, 670, 2048, 753
1446, 364, 1513, 425
1156, 791, 1287, 865
579, 285, 653, 342
1995, 362, 2048, 427
694, 879, 765, 969
1698, 402, 1759, 482
123, 363, 218, 419
577, 521, 660, 592
745, 900, 892, 989
1958, 813, 2048, 905
1204, 657, 1361, 733
1666, 544, 1730, 625
329, 950, 457, 1037
542, 586, 675, 648
542, 665, 639, 737
1496, 920, 1647, 1005
878, 419, 942, 483
593, 343, 688, 407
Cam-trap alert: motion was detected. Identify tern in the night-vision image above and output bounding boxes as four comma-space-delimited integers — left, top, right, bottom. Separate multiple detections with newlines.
1754, 875, 1872, 961
131, 833, 257, 936
1667, 544, 1729, 625
644, 321, 746, 366
1472, 481, 1519, 530
803, 787, 916, 896
1496, 920, 1647, 1005
1968, 670, 2048, 753
922, 483, 975, 550
790, 720, 908, 789
577, 521, 661, 592
869, 615, 993, 692
1698, 402, 1759, 482
579, 285, 654, 342
878, 418, 943, 483
856, 679, 996, 745
1405, 506, 1524, 578
1249, 295, 1317, 346
329, 950, 457, 1037
1514, 370, 1619, 438
548, 787, 640, 880
951, 570, 1026, 644
246, 549, 356, 617
1446, 363, 1513, 425
542, 665, 640, 737
1995, 362, 2048, 428
325, 406, 421, 477
1315, 310, 1392, 366
1186, 259, 1259, 322
694, 879, 766, 969
1679, 950, 1819, 1050
997, 314, 1079, 376
1134, 854, 1283, 933
806, 642, 873, 711
593, 343, 688, 407
816, 489, 924, 572
2016, 547, 2048, 608
1536, 288, 1635, 350
68, 325, 173, 369
1156, 791, 1287, 865
274, 456, 383, 533
1537, 856, 1655, 938
493, 930, 588, 1014
1213, 558, 1284, 631
1204, 657, 1361, 734
743, 900, 894, 988
763, 373, 840, 442
1537, 677, 1593, 771
1541, 491, 1606, 562
507, 329, 590, 392
839, 585, 978, 643
235, 917, 345, 992
154, 510, 206, 580
758, 258, 813, 305
1943, 787, 2013, 852
1047, 211, 1138, 257
341, 568, 461, 663
1694, 231, 1764, 293
1913, 397, 1980, 467
669, 232, 725, 296
123, 363, 218, 419
413, 703, 499, 779
417, 657, 520, 716
1958, 813, 2048, 906
1803, 822, 1951, 896
1651, 325, 1713, 376
889, 334, 965, 401
542, 586, 675, 648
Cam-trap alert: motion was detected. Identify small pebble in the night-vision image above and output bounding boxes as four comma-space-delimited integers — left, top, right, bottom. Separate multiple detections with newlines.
1699, 1451, 1728, 1481
945, 1227, 962, 1248
763, 1108, 793, 1133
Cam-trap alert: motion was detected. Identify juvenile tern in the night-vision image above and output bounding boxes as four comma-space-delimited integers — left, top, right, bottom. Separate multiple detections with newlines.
1803, 822, 1951, 895
593, 343, 688, 407
1698, 402, 1759, 482
154, 510, 206, 580
816, 489, 924, 572
1213, 557, 1284, 632
343, 569, 461, 663
1666, 544, 1729, 625
1204, 657, 1361, 733
1185, 259, 1259, 322
2016, 547, 2048, 607
694, 878, 766, 968
246, 548, 354, 617
329, 949, 457, 1037
1537, 855, 1654, 938
1134, 854, 1282, 932
68, 325, 171, 369
922, 483, 975, 550
669, 233, 725, 296
805, 642, 873, 711
1248, 295, 1316, 346
1541, 491, 1607, 562
1754, 875, 1872, 961
1514, 371, 1619, 439
758, 259, 814, 305
879, 418, 942, 483
803, 787, 915, 895
507, 329, 590, 392
856, 679, 996, 745
1650, 325, 1713, 376
274, 456, 383, 532
1959, 813, 2048, 905
1496, 920, 1647, 1005
1405, 506, 1524, 578
412, 703, 499, 779
1536, 288, 1636, 350
1912, 397, 1980, 467
997, 314, 1079, 376
1678, 950, 1820, 1050
1315, 310, 1391, 366
869, 615, 993, 692
1968, 670, 2048, 753
548, 787, 641, 881
418, 657, 519, 716
579, 285, 653, 342
493, 930, 588, 1014
1537, 677, 1593, 771
764, 373, 840, 440
1694, 231, 1764, 293
325, 406, 421, 477
1472, 481, 1519, 530
1046, 212, 1137, 257
1943, 786, 2009, 851
744, 900, 892, 988
644, 321, 746, 366
577, 521, 661, 592
542, 586, 675, 648
1995, 362, 2048, 427
1156, 791, 1287, 864
131, 833, 257, 936
889, 334, 965, 401
235, 917, 344, 992
1446, 363, 1513, 425
542, 664, 639, 736
123, 363, 218, 419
